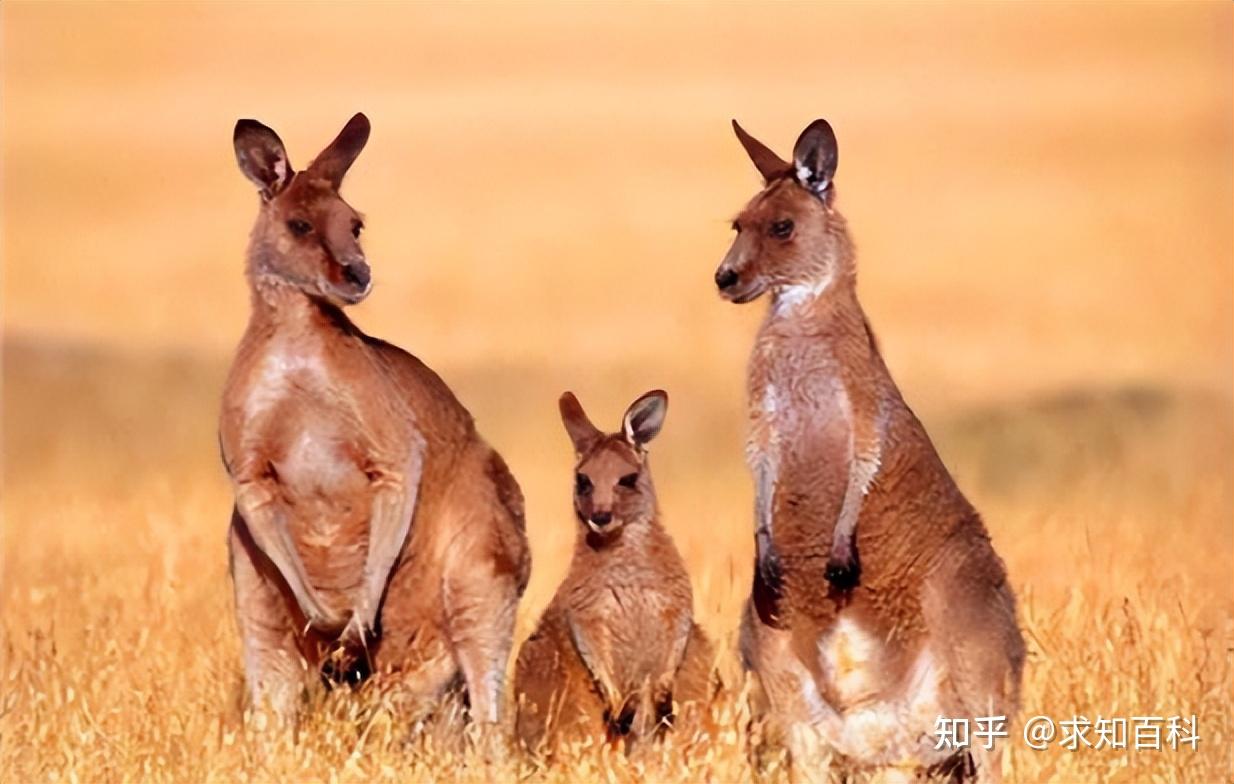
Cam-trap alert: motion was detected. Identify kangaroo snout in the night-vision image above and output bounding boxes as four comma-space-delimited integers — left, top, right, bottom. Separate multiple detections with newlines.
715, 266, 739, 291
343, 260, 371, 289
589, 511, 613, 527
715, 237, 766, 303
716, 264, 763, 303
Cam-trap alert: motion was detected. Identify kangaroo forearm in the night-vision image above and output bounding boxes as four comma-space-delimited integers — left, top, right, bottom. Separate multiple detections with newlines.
353, 438, 423, 629
234, 482, 341, 628
658, 613, 693, 694
567, 614, 617, 707
830, 480, 863, 556
754, 460, 777, 554
830, 445, 881, 560
354, 480, 416, 629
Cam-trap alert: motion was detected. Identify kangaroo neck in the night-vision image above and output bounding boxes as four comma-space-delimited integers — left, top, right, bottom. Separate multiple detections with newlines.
244, 274, 355, 345
762, 274, 864, 343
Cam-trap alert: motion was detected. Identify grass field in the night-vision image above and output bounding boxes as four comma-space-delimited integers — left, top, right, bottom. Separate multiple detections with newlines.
2, 2, 1231, 781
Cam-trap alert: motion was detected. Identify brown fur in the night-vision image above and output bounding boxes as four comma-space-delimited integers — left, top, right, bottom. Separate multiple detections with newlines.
220, 114, 529, 731
718, 120, 1024, 782
514, 391, 715, 757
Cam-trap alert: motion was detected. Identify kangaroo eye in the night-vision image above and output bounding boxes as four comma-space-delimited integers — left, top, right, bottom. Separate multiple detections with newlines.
575, 473, 593, 495
618, 473, 639, 489
770, 219, 794, 239
351, 221, 363, 239
287, 218, 312, 237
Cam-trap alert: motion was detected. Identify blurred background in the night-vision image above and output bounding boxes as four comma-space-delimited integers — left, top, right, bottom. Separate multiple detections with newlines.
2, 3, 1230, 780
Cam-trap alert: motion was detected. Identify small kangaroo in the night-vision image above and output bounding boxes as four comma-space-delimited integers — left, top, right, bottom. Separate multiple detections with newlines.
715, 119, 1024, 781
514, 391, 714, 755
220, 114, 529, 731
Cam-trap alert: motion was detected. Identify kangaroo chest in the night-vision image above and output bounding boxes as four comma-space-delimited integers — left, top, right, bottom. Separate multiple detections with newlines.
246, 347, 369, 488
226, 343, 378, 583
746, 332, 854, 492
569, 569, 689, 693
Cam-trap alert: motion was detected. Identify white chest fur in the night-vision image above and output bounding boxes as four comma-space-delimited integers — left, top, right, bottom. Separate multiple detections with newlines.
747, 363, 850, 463
241, 346, 368, 500
244, 346, 330, 423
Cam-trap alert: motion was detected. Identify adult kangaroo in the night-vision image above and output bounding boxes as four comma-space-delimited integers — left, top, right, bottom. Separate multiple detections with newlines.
220, 114, 529, 732
715, 119, 1024, 782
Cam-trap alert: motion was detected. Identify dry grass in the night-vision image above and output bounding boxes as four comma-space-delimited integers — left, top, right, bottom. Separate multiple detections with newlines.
2, 2, 1231, 782
2, 346, 1230, 782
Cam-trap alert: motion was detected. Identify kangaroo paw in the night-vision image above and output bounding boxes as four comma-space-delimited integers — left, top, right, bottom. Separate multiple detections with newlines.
824, 550, 861, 592
604, 696, 638, 740
752, 547, 787, 629
757, 547, 784, 595
653, 689, 675, 735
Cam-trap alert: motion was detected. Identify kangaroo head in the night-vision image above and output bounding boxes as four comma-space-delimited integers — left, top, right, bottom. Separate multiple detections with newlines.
715, 119, 850, 305
558, 390, 668, 540
233, 113, 372, 307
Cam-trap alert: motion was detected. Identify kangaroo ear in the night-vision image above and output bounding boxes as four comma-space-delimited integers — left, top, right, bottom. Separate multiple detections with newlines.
622, 390, 668, 448
792, 119, 838, 196
309, 112, 370, 189
559, 392, 603, 453
234, 119, 293, 199
732, 120, 791, 183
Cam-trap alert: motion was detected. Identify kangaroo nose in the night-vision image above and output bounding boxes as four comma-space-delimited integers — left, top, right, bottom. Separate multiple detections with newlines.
590, 511, 613, 527
715, 267, 739, 290
344, 261, 371, 289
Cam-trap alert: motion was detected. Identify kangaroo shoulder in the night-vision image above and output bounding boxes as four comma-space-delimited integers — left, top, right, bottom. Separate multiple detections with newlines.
647, 527, 694, 593
363, 336, 435, 387
363, 336, 474, 428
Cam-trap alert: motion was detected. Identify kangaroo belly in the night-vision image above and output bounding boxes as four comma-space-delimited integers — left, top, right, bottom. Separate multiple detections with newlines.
272, 415, 371, 605
815, 617, 950, 766
575, 585, 682, 697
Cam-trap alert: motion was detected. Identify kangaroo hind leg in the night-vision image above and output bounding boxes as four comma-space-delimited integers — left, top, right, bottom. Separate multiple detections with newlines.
229, 511, 308, 728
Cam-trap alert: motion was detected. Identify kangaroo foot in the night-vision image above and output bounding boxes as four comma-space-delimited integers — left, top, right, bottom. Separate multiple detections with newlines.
604, 697, 638, 740
320, 639, 371, 688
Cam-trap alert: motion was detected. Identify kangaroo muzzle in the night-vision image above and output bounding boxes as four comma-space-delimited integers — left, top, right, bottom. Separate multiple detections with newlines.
715, 267, 739, 291
343, 260, 371, 290
589, 511, 613, 528
716, 237, 766, 303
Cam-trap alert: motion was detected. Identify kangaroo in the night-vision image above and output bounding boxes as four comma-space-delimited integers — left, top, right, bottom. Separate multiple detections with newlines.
715, 119, 1024, 782
514, 391, 714, 756
220, 114, 530, 732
